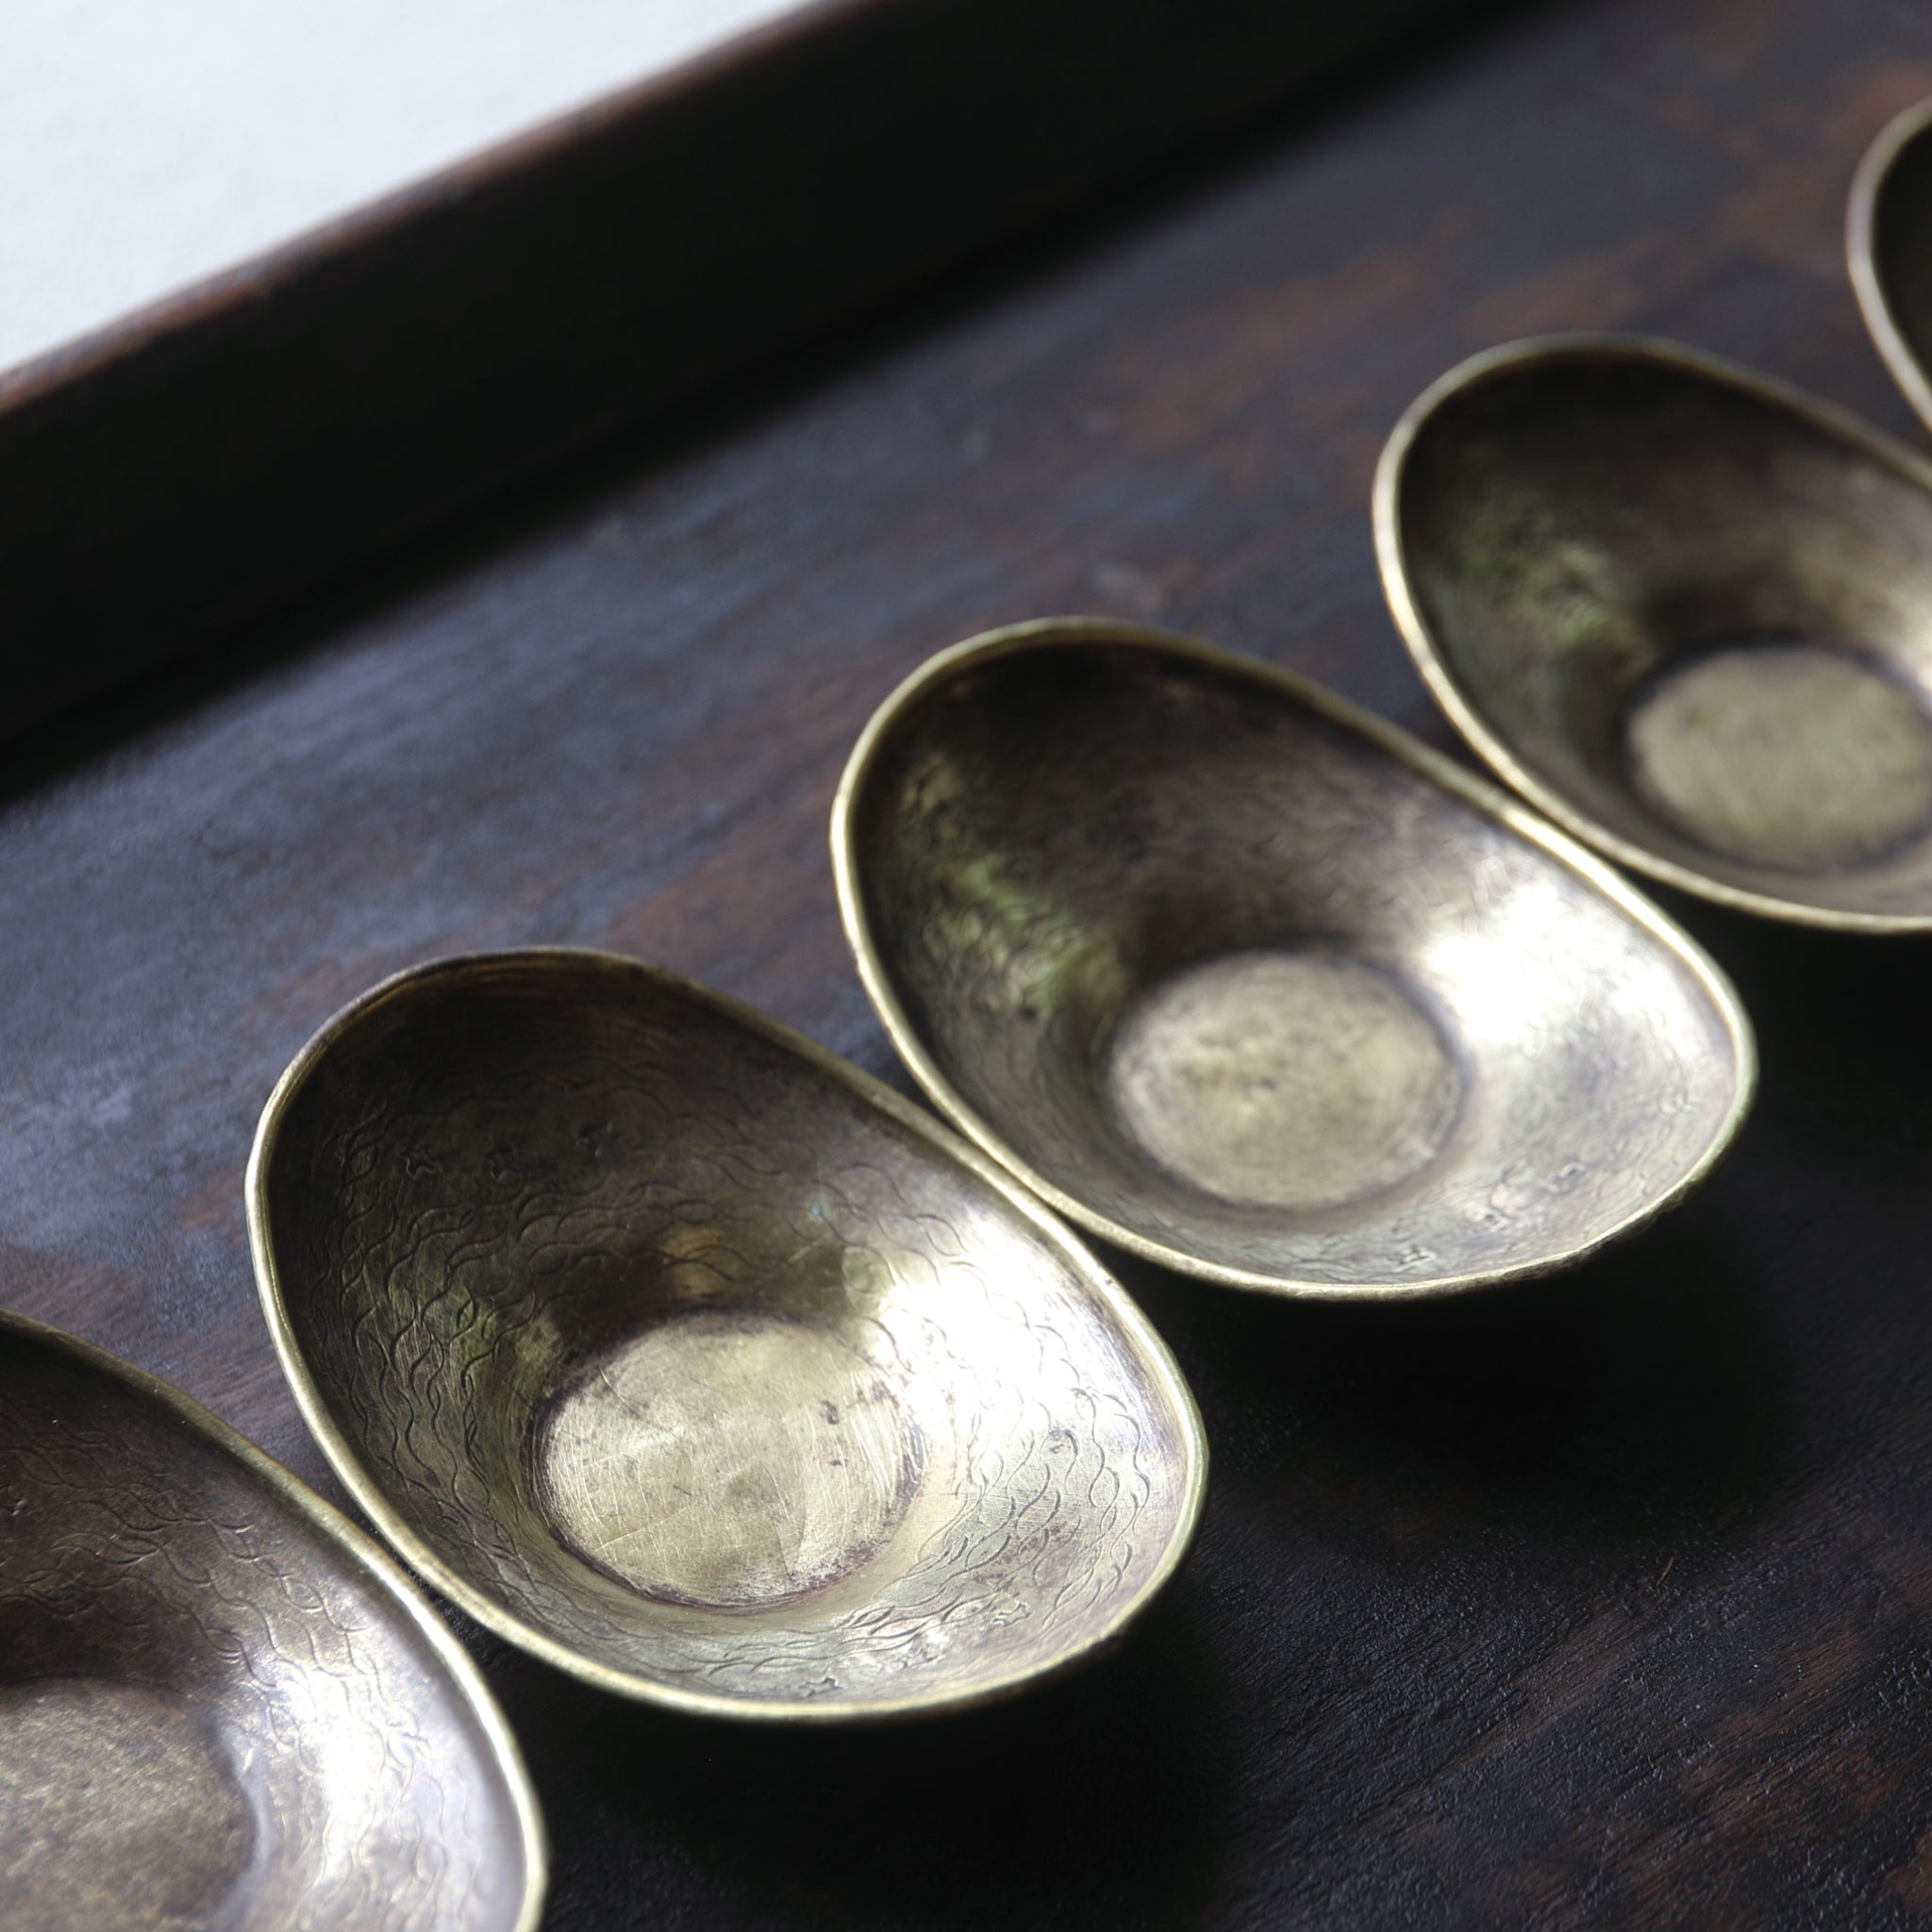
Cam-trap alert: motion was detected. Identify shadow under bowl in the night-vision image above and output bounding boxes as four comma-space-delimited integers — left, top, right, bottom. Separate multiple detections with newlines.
1378, 334, 1932, 929
248, 950, 1204, 1721
0, 1310, 543, 1932
833, 620, 1754, 1298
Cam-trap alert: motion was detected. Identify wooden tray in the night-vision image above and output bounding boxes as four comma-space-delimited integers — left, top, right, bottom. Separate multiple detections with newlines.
0, 0, 1474, 741
8, 0, 1932, 1924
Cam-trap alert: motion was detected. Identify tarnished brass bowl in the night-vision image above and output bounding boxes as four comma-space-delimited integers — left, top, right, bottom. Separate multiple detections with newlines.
1378, 336, 1932, 930
0, 1310, 543, 1932
1852, 95, 1932, 432
834, 621, 1753, 1298
248, 950, 1204, 1722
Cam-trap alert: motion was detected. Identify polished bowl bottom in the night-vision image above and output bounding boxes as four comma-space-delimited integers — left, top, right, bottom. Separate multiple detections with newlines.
1378, 335, 1932, 928
835, 621, 1754, 1297
249, 950, 1204, 1721
0, 1312, 543, 1932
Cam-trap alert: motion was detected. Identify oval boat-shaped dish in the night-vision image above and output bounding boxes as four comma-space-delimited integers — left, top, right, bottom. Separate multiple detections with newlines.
834, 620, 1753, 1298
1378, 336, 1932, 930
1851, 94, 1932, 433
248, 950, 1205, 1722
0, 1309, 544, 1932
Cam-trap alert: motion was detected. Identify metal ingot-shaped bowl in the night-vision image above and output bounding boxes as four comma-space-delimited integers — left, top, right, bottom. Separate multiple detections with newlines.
1851, 95, 1932, 432
834, 620, 1753, 1297
1379, 335, 1932, 929
248, 950, 1204, 1721
0, 1309, 543, 1932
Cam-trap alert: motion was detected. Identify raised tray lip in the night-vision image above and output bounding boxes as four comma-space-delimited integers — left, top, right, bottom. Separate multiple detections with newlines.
246, 943, 1208, 1724
0, 0, 861, 408
0, 1304, 549, 1932
1849, 93, 1932, 440
1374, 329, 1932, 935
831, 615, 1758, 1299
0, 0, 1491, 752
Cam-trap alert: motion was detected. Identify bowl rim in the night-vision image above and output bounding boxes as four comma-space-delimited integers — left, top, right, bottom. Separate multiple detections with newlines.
0, 1305, 548, 1932
831, 616, 1757, 1298
1850, 94, 1932, 438
246, 945, 1208, 1724
1374, 329, 1932, 934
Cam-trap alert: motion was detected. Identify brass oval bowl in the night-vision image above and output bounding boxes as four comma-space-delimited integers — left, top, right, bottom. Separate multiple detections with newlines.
1378, 335, 1932, 930
1851, 95, 1932, 433
834, 620, 1753, 1298
0, 1309, 544, 1932
248, 950, 1205, 1722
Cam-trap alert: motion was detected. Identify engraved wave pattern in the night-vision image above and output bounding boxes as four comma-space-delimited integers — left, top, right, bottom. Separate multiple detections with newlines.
277, 974, 1187, 1705
860, 648, 1731, 1284
0, 1345, 522, 1931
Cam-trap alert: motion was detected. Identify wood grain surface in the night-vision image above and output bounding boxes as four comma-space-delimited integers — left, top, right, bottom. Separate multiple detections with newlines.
0, 0, 1474, 741
8, 0, 1932, 1924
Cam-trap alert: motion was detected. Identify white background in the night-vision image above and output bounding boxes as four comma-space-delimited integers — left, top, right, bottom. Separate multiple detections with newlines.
3, 0, 802, 375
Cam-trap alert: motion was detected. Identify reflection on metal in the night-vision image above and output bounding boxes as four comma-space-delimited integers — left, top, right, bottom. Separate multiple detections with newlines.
1851, 95, 1932, 436
0, 1309, 544, 1932
1379, 335, 1932, 931
834, 619, 1754, 1298
249, 949, 1206, 1722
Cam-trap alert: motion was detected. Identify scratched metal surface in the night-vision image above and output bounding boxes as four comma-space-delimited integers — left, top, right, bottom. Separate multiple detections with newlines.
0, 1315, 540, 1932
837, 627, 1751, 1293
8, 0, 1932, 1923
251, 951, 1202, 1718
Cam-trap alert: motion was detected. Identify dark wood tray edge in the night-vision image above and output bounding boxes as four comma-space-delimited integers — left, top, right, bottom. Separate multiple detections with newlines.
0, 0, 1491, 741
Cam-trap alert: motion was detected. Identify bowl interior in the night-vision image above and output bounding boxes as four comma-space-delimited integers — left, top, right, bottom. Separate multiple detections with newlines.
1392, 350, 1932, 921
845, 637, 1747, 1291
1859, 105, 1932, 428
258, 956, 1199, 1715
0, 1321, 533, 1932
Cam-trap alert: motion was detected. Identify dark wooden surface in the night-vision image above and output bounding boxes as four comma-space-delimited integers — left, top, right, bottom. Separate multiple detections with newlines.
9, 0, 1932, 1924
0, 0, 1474, 742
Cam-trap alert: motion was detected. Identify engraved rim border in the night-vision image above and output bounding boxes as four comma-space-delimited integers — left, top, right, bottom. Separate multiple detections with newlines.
247, 945, 1209, 1724
0, 1305, 549, 1932
1850, 94, 1932, 437
831, 616, 1757, 1299
1374, 329, 1932, 934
